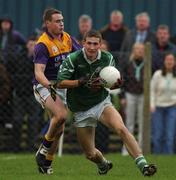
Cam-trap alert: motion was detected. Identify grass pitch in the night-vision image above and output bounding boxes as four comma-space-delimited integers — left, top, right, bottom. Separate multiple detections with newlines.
0, 153, 175, 180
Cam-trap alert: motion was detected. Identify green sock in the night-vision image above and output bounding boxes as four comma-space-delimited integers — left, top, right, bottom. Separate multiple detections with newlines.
135, 155, 148, 173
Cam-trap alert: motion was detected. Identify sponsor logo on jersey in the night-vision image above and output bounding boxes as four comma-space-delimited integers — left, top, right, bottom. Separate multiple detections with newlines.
52, 46, 58, 53
78, 64, 86, 68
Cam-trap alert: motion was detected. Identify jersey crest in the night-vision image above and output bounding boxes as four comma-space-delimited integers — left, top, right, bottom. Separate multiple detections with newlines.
52, 46, 59, 53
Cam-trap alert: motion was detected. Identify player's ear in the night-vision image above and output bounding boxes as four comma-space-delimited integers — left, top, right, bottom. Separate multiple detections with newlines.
45, 20, 50, 26
82, 40, 86, 47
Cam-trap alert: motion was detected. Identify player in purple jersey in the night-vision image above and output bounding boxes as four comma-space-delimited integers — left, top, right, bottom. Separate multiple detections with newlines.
33, 8, 81, 174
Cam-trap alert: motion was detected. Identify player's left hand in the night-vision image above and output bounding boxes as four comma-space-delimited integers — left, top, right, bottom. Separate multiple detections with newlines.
78, 76, 90, 86
87, 77, 103, 89
110, 77, 123, 90
49, 83, 57, 101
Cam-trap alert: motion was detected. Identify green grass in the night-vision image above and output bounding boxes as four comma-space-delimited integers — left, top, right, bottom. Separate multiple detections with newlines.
0, 153, 175, 180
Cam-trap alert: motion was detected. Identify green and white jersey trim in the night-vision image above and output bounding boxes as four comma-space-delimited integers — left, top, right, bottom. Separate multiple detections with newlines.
68, 55, 74, 69
109, 53, 114, 66
82, 48, 101, 64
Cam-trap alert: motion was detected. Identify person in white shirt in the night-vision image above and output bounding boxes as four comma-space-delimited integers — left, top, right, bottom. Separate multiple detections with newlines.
151, 52, 176, 154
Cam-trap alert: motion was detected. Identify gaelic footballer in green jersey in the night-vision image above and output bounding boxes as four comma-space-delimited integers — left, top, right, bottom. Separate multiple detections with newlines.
58, 48, 115, 112
57, 30, 157, 176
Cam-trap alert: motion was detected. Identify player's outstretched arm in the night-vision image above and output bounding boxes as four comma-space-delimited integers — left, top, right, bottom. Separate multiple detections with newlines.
58, 79, 80, 88
57, 76, 103, 89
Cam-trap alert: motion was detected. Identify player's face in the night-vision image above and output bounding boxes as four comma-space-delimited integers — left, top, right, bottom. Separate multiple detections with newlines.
83, 37, 101, 60
46, 13, 64, 36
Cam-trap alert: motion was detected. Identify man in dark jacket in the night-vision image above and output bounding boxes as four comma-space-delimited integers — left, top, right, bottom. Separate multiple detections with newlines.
100, 10, 128, 52
152, 24, 176, 74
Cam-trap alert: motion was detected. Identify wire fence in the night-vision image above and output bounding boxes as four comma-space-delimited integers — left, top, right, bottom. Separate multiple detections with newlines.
0, 44, 153, 154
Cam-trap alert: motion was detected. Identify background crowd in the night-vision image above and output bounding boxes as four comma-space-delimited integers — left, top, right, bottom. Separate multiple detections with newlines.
0, 10, 176, 155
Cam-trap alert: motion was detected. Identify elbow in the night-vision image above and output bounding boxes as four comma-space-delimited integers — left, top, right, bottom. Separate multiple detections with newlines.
34, 70, 42, 82
35, 72, 40, 82
58, 80, 79, 89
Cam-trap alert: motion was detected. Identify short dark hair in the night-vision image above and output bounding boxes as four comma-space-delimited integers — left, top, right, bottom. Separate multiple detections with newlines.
43, 8, 62, 22
157, 24, 169, 32
83, 29, 102, 42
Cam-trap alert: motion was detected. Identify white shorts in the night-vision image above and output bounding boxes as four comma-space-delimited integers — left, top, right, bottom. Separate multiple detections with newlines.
33, 83, 66, 108
74, 95, 112, 128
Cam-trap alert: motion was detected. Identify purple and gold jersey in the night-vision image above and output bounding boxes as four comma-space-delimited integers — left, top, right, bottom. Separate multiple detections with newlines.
33, 31, 81, 84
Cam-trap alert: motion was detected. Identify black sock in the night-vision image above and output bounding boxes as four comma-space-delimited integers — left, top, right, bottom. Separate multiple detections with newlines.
45, 159, 52, 166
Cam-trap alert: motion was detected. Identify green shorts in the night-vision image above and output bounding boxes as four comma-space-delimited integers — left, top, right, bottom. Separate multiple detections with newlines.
74, 95, 112, 127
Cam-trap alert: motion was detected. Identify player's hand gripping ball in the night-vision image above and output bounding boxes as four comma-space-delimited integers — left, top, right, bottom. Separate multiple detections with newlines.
99, 66, 121, 88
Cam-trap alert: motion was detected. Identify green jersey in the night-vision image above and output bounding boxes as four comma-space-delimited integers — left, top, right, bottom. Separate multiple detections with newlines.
57, 48, 116, 112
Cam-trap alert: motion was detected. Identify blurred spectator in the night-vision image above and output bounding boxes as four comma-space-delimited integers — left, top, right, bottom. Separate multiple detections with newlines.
0, 16, 26, 51
120, 12, 155, 69
100, 10, 128, 52
100, 40, 109, 51
152, 24, 176, 74
121, 43, 145, 155
10, 36, 41, 151
0, 16, 27, 85
75, 14, 92, 45
150, 53, 176, 154
32, 23, 46, 40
